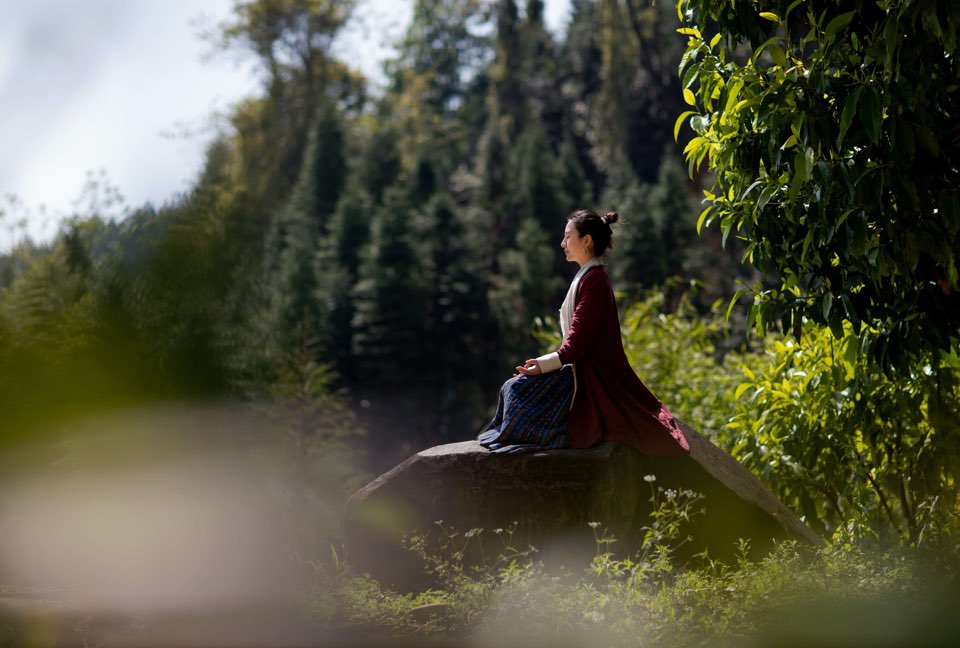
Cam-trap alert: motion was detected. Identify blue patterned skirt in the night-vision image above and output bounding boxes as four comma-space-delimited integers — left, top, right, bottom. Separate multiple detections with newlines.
478, 366, 575, 453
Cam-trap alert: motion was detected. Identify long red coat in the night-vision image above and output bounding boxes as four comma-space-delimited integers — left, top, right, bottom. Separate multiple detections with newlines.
556, 266, 689, 455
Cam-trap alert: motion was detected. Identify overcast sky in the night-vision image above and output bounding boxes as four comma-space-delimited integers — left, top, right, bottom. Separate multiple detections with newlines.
0, 0, 570, 250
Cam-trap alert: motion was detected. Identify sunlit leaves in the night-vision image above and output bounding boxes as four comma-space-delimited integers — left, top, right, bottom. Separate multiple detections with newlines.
728, 322, 960, 537
676, 0, 960, 371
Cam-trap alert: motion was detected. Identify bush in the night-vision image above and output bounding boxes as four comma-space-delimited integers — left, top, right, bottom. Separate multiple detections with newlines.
306, 485, 939, 647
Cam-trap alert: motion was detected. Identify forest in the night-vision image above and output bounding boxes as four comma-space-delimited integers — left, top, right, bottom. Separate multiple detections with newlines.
1, 0, 959, 645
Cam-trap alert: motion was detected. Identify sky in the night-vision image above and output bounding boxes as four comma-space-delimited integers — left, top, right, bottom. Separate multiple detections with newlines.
0, 0, 571, 250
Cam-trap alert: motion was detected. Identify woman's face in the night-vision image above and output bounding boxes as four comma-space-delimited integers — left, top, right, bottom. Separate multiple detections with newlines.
561, 220, 593, 266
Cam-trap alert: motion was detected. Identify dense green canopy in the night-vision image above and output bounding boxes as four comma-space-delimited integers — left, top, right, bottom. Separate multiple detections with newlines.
679, 0, 960, 371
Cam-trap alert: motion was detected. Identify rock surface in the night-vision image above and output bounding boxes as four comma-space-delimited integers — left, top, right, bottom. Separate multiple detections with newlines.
344, 420, 820, 589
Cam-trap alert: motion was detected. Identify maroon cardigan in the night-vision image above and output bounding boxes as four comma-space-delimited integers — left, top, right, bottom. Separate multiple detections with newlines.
556, 266, 690, 455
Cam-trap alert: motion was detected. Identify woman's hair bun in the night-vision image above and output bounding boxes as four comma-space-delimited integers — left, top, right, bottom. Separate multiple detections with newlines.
603, 211, 619, 225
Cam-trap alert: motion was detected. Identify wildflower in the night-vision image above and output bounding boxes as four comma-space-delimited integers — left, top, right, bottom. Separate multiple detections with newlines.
643, 474, 657, 483
588, 521, 601, 529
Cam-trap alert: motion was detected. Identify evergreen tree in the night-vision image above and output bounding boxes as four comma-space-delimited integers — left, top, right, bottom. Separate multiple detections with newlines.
488, 0, 526, 142
316, 183, 373, 379
508, 126, 568, 282
522, 0, 564, 145
415, 192, 492, 439
489, 218, 565, 362
647, 149, 698, 307
266, 99, 347, 358
607, 177, 663, 296
271, 100, 346, 254
356, 122, 402, 205
510, 125, 564, 232
558, 134, 591, 210
557, 0, 605, 195
475, 126, 511, 256
350, 185, 426, 384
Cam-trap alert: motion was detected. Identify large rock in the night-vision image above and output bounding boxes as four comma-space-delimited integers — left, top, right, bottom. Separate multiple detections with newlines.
344, 421, 820, 589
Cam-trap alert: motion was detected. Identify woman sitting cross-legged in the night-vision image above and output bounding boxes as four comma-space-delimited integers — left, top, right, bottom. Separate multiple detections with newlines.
478, 208, 690, 455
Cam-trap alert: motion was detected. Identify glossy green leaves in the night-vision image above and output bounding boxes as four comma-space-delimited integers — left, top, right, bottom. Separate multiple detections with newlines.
676, 0, 960, 371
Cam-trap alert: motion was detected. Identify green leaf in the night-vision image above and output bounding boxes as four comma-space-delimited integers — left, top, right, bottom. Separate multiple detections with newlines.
939, 190, 960, 235
696, 206, 714, 235
824, 11, 855, 40
683, 88, 697, 106
710, 32, 722, 49
751, 35, 783, 65
760, 12, 780, 22
683, 135, 706, 156
726, 289, 745, 321
768, 45, 787, 68
721, 221, 734, 248
821, 292, 833, 321
784, 0, 805, 19
804, 147, 815, 178
883, 17, 898, 73
757, 185, 778, 210
801, 229, 815, 264
741, 180, 763, 202
674, 110, 696, 141
837, 86, 862, 147
858, 86, 881, 145
917, 126, 940, 159
829, 317, 845, 340
840, 294, 860, 331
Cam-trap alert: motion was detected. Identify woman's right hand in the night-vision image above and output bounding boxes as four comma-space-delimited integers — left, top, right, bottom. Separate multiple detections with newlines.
515, 359, 543, 376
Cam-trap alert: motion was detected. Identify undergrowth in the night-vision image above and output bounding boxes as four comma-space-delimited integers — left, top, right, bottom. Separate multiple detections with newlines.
301, 484, 950, 647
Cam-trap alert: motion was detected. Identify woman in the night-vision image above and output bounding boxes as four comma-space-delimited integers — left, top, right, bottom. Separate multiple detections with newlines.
478, 209, 689, 455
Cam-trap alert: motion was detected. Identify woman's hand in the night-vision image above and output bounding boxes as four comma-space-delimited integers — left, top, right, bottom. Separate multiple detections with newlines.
515, 358, 543, 376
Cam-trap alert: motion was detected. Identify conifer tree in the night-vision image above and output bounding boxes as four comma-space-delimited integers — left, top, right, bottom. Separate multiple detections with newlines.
489, 218, 565, 362
415, 192, 492, 438
357, 122, 402, 205
267, 99, 347, 357
558, 134, 591, 210
648, 150, 698, 296
514, 127, 564, 221
522, 0, 564, 144
488, 0, 526, 142
316, 183, 373, 379
350, 185, 426, 384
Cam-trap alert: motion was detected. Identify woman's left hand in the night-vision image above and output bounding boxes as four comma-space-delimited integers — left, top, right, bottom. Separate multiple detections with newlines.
515, 359, 542, 376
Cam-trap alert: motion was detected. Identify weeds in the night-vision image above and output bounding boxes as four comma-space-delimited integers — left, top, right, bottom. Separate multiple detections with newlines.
300, 483, 949, 646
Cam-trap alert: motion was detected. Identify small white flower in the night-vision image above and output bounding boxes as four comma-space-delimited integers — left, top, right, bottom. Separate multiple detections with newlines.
643, 474, 657, 483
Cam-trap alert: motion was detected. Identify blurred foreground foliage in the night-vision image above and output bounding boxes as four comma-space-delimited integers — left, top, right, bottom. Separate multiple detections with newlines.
304, 483, 953, 648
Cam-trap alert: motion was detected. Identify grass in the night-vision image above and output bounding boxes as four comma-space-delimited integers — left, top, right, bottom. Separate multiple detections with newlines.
301, 488, 957, 647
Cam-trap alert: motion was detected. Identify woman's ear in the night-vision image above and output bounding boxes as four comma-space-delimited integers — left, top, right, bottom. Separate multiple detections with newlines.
582, 234, 594, 251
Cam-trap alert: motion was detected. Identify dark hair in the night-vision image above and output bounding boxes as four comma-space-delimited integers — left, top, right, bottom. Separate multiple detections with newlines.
567, 209, 619, 256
